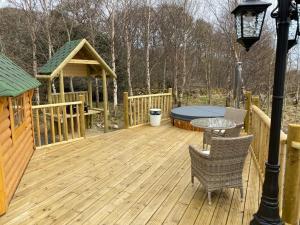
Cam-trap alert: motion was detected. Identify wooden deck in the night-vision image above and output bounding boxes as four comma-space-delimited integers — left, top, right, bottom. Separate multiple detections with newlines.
0, 124, 261, 225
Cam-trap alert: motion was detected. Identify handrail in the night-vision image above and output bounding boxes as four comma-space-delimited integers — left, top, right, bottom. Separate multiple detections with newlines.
291, 141, 300, 150
251, 105, 287, 142
249, 103, 287, 216
128, 92, 171, 99
33, 101, 82, 109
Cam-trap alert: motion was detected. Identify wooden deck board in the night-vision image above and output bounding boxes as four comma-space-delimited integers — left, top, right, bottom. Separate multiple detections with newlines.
0, 124, 261, 225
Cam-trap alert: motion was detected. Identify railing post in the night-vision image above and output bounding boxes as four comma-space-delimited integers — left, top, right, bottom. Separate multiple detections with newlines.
79, 95, 86, 138
282, 124, 300, 225
168, 88, 173, 111
102, 70, 108, 133
47, 79, 52, 104
244, 91, 252, 133
252, 96, 260, 108
123, 92, 129, 129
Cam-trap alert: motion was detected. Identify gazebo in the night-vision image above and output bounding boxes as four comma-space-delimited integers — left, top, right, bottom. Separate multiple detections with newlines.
37, 39, 117, 133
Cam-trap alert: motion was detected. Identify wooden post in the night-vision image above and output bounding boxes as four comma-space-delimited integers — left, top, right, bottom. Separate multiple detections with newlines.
282, 124, 300, 225
79, 95, 86, 138
123, 92, 129, 129
102, 70, 108, 133
59, 71, 65, 103
47, 79, 52, 104
87, 77, 93, 108
252, 96, 260, 108
168, 88, 173, 111
244, 91, 252, 133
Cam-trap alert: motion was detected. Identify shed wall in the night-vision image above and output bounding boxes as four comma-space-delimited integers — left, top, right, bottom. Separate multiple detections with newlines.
0, 90, 35, 215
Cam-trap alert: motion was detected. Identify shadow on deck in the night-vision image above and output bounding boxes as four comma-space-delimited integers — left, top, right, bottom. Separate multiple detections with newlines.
0, 124, 261, 225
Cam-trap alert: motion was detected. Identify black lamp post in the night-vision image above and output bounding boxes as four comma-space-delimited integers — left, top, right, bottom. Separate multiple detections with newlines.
232, 0, 299, 225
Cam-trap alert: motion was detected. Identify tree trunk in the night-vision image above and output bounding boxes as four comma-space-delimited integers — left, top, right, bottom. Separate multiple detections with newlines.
173, 48, 178, 103
111, 3, 118, 112
163, 58, 167, 91
145, 0, 151, 94
180, 0, 188, 101
205, 50, 211, 105
180, 33, 187, 106
52, 80, 57, 94
69, 78, 74, 92
31, 26, 40, 104
125, 4, 133, 96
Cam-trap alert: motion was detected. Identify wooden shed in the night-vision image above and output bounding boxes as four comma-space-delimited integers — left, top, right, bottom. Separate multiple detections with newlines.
0, 54, 40, 215
37, 39, 117, 133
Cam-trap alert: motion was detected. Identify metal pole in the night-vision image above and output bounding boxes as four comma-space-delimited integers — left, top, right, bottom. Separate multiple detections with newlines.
251, 0, 290, 224
236, 62, 242, 108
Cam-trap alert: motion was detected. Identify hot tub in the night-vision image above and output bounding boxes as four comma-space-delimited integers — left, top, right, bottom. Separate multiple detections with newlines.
170, 106, 225, 131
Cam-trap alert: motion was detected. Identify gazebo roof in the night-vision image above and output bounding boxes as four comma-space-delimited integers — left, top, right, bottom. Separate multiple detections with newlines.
39, 39, 82, 75
0, 54, 40, 97
38, 39, 116, 79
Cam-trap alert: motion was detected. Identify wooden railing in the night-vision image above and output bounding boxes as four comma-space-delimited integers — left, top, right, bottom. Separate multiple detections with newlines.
50, 91, 88, 104
32, 96, 86, 149
249, 105, 287, 210
123, 88, 173, 128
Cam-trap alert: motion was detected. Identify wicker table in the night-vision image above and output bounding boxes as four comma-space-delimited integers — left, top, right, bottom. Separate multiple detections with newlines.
190, 118, 236, 131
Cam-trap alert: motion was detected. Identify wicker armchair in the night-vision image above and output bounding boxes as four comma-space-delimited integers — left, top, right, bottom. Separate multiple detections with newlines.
189, 135, 253, 204
203, 107, 247, 147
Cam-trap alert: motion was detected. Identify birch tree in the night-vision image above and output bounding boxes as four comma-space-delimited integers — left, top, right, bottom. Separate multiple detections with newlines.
9, 0, 40, 104
124, 0, 134, 96
145, 0, 151, 94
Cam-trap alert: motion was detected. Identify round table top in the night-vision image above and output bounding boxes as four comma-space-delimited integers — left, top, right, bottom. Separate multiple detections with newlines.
171, 106, 225, 121
190, 118, 236, 130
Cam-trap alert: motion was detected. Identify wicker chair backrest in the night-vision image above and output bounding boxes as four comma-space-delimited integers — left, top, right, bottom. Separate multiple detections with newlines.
210, 135, 253, 160
224, 107, 247, 124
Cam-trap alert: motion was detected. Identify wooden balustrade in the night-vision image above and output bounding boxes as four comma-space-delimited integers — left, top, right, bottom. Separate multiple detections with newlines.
249, 105, 287, 215
50, 91, 89, 104
282, 124, 300, 225
32, 99, 86, 148
123, 88, 173, 128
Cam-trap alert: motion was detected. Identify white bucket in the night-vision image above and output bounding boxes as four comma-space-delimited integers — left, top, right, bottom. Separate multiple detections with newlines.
149, 108, 162, 126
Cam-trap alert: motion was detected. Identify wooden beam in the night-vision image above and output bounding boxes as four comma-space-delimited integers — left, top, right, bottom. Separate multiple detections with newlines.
36, 75, 51, 79
102, 70, 108, 133
79, 95, 86, 138
59, 71, 65, 103
68, 59, 100, 65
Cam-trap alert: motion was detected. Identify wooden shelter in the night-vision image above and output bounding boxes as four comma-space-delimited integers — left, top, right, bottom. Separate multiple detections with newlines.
0, 53, 40, 215
37, 39, 117, 133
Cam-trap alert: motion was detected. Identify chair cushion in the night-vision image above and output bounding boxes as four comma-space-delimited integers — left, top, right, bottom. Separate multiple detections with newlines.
200, 150, 210, 156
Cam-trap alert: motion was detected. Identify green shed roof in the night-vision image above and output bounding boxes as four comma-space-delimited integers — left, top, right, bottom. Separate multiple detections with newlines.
38, 39, 82, 75
0, 54, 40, 97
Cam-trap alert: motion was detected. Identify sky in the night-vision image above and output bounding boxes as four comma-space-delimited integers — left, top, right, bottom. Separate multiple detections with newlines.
0, 0, 9, 8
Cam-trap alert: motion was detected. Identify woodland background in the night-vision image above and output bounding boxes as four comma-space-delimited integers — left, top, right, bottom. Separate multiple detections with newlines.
0, 0, 299, 126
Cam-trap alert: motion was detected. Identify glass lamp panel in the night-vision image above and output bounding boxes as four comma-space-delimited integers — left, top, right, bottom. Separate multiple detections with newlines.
242, 11, 265, 38
235, 14, 242, 39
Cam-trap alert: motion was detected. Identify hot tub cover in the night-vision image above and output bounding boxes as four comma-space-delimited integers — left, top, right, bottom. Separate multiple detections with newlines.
171, 106, 225, 121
